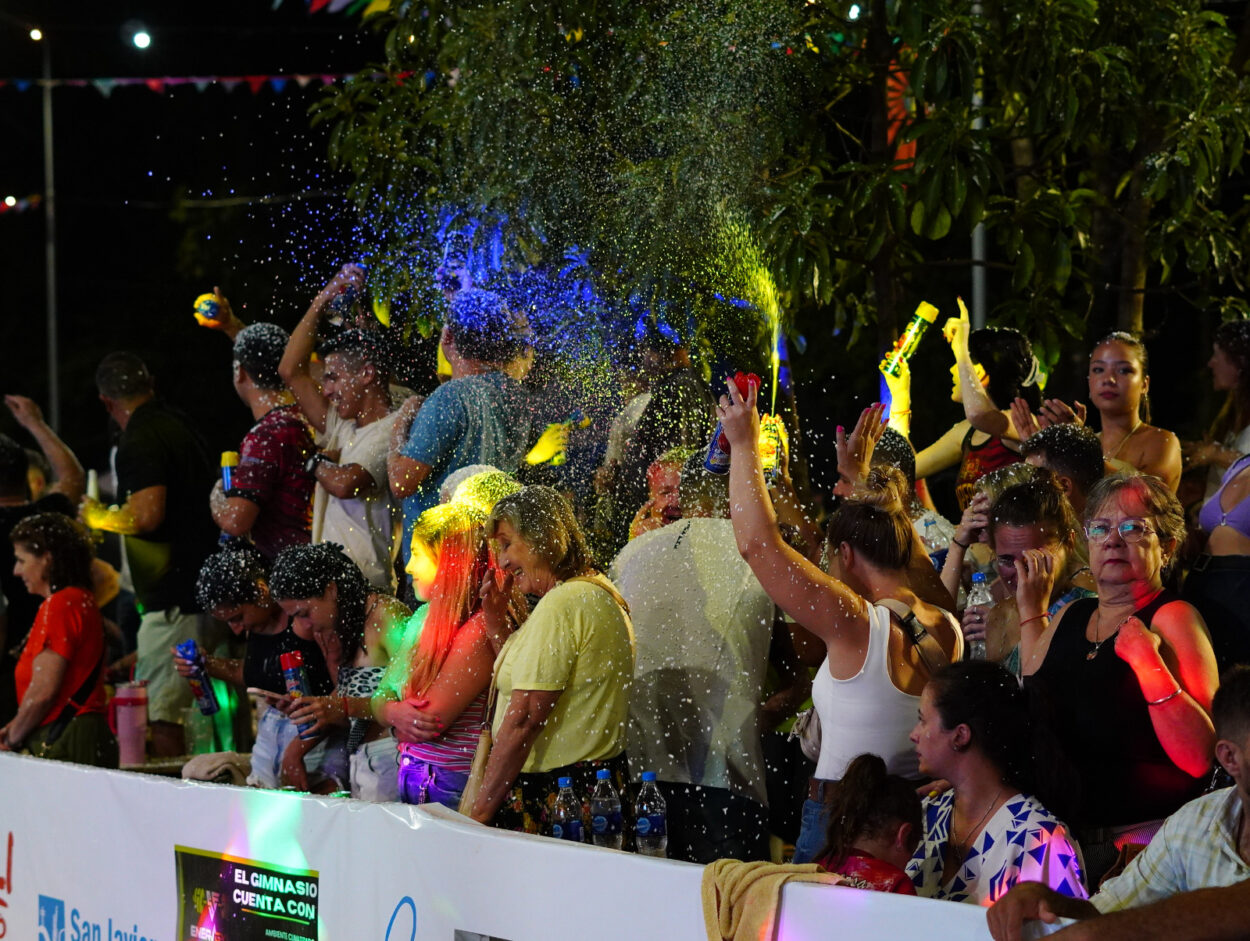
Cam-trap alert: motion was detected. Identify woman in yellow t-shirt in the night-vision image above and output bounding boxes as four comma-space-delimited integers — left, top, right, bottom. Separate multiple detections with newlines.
468, 485, 635, 838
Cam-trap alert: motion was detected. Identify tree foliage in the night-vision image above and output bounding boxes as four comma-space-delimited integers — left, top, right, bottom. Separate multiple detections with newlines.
314, 0, 1250, 367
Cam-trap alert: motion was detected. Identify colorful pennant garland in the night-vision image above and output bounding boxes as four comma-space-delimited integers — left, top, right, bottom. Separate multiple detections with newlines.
0, 73, 357, 95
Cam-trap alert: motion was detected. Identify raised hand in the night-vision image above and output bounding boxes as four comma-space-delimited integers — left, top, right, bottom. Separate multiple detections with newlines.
836, 402, 888, 487
1010, 397, 1040, 441
717, 374, 760, 452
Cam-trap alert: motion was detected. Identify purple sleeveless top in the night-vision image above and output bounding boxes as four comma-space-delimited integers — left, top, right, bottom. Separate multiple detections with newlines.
1199, 454, 1250, 538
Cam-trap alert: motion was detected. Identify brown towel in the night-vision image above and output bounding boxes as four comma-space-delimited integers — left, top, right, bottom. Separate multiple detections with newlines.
701, 859, 843, 941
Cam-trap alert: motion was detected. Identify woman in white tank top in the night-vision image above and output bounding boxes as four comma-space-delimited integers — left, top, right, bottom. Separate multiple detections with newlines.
719, 395, 963, 862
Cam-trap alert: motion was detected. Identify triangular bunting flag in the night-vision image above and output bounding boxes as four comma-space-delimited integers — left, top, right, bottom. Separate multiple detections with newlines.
93, 79, 117, 97
145, 78, 165, 93
295, 74, 313, 88
221, 79, 242, 92
270, 78, 288, 93
194, 81, 212, 92
245, 76, 267, 94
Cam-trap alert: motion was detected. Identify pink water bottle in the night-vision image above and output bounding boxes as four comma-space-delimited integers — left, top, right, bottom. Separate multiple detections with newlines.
109, 681, 148, 765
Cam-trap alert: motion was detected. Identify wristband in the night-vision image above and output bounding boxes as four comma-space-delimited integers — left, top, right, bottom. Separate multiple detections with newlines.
1019, 614, 1049, 627
304, 452, 333, 475
952, 537, 970, 550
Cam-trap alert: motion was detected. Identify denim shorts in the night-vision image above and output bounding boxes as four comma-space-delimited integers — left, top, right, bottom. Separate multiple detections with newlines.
247, 704, 341, 790
397, 753, 470, 810
350, 736, 401, 802
792, 797, 832, 864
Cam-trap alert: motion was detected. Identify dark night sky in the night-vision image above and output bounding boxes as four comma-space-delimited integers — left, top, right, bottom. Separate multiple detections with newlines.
0, 0, 382, 471
1, 1, 1246, 505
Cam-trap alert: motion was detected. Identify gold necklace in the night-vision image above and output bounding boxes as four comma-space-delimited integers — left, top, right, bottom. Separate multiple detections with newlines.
1105, 419, 1144, 460
949, 786, 1004, 866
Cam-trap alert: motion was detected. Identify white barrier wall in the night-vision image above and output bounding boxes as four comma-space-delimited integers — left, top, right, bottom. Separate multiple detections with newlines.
0, 752, 991, 941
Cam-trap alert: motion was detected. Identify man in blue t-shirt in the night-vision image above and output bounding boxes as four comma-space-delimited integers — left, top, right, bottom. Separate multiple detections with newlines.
388, 289, 536, 564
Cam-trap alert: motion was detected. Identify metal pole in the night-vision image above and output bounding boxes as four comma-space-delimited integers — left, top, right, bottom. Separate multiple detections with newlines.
42, 39, 60, 431
970, 3, 987, 329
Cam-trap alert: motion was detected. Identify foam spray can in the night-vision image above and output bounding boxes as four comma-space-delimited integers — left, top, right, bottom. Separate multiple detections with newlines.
879, 301, 940, 377
705, 372, 761, 475
280, 651, 317, 740
176, 639, 220, 716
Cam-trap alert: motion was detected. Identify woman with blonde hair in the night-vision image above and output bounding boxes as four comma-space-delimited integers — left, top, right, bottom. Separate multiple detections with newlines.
377, 485, 520, 808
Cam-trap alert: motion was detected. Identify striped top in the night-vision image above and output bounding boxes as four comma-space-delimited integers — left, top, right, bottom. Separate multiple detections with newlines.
399, 689, 489, 773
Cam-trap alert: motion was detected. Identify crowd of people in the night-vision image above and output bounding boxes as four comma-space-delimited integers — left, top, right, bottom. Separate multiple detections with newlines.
0, 265, 1247, 938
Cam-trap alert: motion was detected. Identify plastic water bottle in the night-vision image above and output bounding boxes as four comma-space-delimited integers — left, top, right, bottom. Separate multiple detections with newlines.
634, 771, 668, 858
589, 769, 624, 849
965, 571, 993, 661
922, 518, 947, 571
550, 777, 586, 843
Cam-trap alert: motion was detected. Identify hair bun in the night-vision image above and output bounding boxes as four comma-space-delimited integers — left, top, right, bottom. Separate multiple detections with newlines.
854, 464, 909, 515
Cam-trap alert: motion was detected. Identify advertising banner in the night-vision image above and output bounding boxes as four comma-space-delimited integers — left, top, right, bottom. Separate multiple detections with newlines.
0, 753, 990, 941
175, 846, 319, 941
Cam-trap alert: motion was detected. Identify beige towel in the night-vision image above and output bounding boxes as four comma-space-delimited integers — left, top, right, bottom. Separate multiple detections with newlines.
701, 859, 843, 941
182, 751, 251, 786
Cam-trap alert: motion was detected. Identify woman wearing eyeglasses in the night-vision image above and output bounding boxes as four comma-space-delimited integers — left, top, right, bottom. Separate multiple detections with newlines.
1018, 473, 1218, 884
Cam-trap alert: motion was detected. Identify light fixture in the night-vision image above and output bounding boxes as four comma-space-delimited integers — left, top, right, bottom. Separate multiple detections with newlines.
3, 196, 16, 208
848, 4, 861, 18
132, 30, 151, 49
29, 27, 43, 41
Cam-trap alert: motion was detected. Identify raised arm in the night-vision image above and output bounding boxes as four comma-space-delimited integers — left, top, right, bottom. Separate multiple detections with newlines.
5, 395, 85, 503
947, 303, 1012, 438
721, 377, 869, 649
279, 266, 363, 433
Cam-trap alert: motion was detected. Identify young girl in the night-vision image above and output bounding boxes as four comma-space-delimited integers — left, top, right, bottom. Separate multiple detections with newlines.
814, 753, 922, 894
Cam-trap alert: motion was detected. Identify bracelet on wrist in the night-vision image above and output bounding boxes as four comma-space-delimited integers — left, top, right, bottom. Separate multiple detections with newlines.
952, 537, 970, 550
1019, 613, 1049, 627
1147, 687, 1182, 707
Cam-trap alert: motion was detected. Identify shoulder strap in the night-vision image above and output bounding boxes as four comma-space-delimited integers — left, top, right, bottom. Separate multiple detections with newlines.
876, 598, 949, 675
54, 646, 105, 723
564, 574, 631, 616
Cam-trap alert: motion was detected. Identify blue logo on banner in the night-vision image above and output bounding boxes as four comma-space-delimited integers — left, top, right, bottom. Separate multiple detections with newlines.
384, 896, 416, 941
38, 895, 66, 941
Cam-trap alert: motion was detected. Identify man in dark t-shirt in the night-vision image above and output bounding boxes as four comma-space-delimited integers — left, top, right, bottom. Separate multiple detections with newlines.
82, 352, 222, 756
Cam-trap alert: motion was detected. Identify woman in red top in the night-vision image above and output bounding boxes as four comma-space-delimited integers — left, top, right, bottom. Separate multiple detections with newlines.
0, 513, 116, 766
814, 753, 922, 894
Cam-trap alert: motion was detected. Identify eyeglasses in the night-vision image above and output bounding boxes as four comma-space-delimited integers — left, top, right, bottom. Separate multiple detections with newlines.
1085, 518, 1154, 543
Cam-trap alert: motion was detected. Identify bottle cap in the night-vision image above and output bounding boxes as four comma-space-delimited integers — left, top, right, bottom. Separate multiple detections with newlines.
596, 768, 611, 780
221, 451, 240, 469
279, 651, 304, 670
641, 771, 656, 782
972, 572, 987, 583
558, 776, 573, 788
